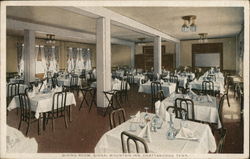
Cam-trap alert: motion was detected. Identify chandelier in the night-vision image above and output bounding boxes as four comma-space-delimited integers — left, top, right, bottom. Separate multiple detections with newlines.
181, 15, 197, 32
198, 33, 208, 43
46, 34, 56, 44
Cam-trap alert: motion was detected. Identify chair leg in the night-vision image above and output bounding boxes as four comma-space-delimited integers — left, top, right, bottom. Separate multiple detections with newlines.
64, 113, 68, 128
226, 94, 230, 107
18, 117, 22, 130
52, 117, 55, 132
26, 120, 31, 136
38, 117, 41, 135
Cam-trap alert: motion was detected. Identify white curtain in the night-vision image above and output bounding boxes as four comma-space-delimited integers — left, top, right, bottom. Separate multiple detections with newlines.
17, 43, 24, 76
67, 47, 92, 73
35, 45, 47, 74
44, 45, 59, 76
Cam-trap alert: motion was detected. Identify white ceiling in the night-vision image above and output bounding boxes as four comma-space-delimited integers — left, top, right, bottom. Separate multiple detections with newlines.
7, 6, 243, 43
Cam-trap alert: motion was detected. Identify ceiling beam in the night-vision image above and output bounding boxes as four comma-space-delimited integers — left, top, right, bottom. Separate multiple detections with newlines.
61, 6, 180, 43
7, 18, 135, 46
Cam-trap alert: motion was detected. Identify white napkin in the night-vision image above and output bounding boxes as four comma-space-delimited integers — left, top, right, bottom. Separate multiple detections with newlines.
160, 79, 164, 84
138, 123, 152, 143
207, 95, 213, 103
146, 80, 151, 84
132, 111, 141, 122
53, 86, 63, 93
27, 90, 35, 98
175, 127, 198, 140
155, 101, 168, 121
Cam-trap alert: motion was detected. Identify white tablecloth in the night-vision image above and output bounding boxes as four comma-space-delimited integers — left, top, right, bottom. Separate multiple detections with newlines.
189, 80, 225, 93
91, 79, 130, 90
163, 75, 188, 88
8, 92, 76, 119
138, 81, 176, 97
161, 93, 222, 128
7, 125, 38, 153
95, 113, 216, 153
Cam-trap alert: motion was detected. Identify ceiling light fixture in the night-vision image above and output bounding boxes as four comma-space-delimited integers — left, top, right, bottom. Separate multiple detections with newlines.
46, 34, 56, 44
198, 33, 208, 43
181, 15, 197, 32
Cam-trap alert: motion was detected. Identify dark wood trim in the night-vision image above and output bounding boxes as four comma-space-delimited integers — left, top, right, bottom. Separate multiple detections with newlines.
192, 43, 223, 71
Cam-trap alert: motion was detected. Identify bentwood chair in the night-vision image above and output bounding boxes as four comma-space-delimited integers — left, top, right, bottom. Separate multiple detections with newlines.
166, 106, 187, 119
202, 81, 216, 96
216, 128, 227, 153
207, 74, 216, 81
109, 108, 126, 129
151, 81, 162, 111
121, 131, 149, 153
174, 98, 195, 121
120, 79, 129, 103
126, 74, 135, 85
218, 94, 226, 130
18, 89, 42, 136
45, 91, 68, 132
222, 77, 230, 107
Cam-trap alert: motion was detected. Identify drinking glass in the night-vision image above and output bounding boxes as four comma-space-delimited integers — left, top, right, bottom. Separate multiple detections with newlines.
129, 115, 137, 132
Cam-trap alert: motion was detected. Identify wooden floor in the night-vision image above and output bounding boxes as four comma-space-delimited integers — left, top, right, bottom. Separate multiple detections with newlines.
7, 85, 244, 153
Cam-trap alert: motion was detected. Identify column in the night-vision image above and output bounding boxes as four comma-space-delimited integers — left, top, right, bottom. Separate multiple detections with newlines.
23, 29, 36, 84
130, 43, 135, 68
154, 36, 162, 74
96, 17, 111, 107
175, 43, 180, 68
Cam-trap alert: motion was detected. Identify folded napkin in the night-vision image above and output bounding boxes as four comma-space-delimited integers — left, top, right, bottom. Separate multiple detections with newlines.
53, 86, 63, 93
131, 111, 141, 122
27, 90, 36, 98
207, 95, 213, 103
146, 80, 151, 84
155, 101, 168, 121
138, 123, 152, 143
175, 127, 198, 140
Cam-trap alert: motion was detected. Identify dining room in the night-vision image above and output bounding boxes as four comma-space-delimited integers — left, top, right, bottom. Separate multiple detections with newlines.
1, 1, 249, 159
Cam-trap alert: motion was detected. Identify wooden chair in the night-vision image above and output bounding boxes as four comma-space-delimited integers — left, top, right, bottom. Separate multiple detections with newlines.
174, 98, 195, 121
151, 81, 162, 111
202, 81, 216, 96
109, 108, 126, 129
121, 131, 149, 153
51, 77, 59, 88
18, 90, 41, 135
166, 106, 187, 119
45, 91, 68, 132
126, 74, 135, 85
120, 79, 129, 103
216, 128, 227, 153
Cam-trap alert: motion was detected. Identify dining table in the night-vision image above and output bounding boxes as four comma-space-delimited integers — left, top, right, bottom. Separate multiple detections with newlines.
95, 112, 217, 153
189, 79, 225, 93
161, 92, 222, 128
7, 88, 76, 119
138, 81, 176, 97
163, 75, 188, 88
57, 76, 82, 87
124, 74, 146, 85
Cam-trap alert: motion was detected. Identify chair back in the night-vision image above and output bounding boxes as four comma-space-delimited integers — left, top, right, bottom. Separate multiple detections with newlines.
120, 79, 128, 91
18, 91, 31, 121
216, 128, 227, 153
121, 131, 149, 153
151, 81, 162, 100
126, 74, 134, 85
109, 108, 126, 129
174, 98, 195, 120
166, 106, 187, 119
170, 75, 178, 83
202, 81, 215, 96
70, 74, 78, 87
52, 91, 67, 118
7, 83, 20, 98
29, 80, 44, 91
51, 77, 58, 88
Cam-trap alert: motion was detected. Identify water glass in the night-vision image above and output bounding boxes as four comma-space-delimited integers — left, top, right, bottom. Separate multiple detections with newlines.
129, 115, 137, 132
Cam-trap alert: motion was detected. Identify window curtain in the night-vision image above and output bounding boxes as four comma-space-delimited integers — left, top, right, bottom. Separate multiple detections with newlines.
16, 43, 24, 76
44, 45, 59, 75
67, 47, 92, 73
35, 45, 47, 74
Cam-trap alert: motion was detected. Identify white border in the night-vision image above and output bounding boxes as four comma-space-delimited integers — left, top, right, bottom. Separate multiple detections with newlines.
0, 1, 249, 159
